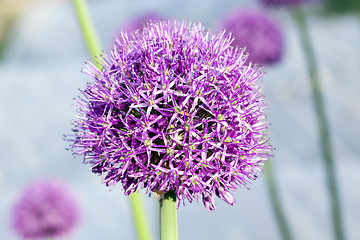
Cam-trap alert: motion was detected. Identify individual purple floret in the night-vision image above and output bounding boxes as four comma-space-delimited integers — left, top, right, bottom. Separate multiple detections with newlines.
12, 179, 79, 239
69, 20, 272, 211
218, 10, 284, 65
123, 12, 163, 33
258, 0, 319, 7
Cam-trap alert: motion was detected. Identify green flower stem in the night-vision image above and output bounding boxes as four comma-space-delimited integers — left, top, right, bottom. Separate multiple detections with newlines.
72, 1, 153, 239
160, 190, 178, 240
72, 0, 102, 65
264, 161, 293, 240
292, 8, 344, 240
129, 192, 153, 240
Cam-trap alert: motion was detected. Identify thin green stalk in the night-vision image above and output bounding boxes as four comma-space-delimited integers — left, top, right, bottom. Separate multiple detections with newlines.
160, 190, 178, 240
292, 8, 344, 240
130, 192, 153, 240
72, 1, 153, 239
264, 161, 293, 240
72, 0, 102, 65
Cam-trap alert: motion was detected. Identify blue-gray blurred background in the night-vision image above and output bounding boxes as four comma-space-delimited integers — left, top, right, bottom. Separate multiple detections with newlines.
0, 0, 359, 239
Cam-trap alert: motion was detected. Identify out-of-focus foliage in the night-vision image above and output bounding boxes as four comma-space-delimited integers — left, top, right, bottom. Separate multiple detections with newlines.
0, 0, 51, 60
323, 0, 360, 14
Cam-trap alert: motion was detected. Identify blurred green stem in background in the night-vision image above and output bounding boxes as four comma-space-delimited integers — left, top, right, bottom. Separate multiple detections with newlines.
72, 0, 102, 64
323, 0, 360, 14
0, 16, 12, 61
323, 0, 350, 13
0, 1, 24, 61
264, 161, 293, 240
160, 190, 178, 240
72, 0, 153, 239
292, 7, 345, 240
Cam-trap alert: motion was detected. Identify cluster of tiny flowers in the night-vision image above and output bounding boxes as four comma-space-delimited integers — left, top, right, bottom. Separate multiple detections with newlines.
258, 0, 319, 7
69, 20, 272, 211
219, 10, 283, 65
12, 180, 79, 239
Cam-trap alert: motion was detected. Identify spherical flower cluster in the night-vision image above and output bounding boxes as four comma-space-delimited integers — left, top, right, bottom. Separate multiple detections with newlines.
69, 20, 272, 211
258, 0, 318, 7
219, 10, 283, 65
12, 180, 79, 239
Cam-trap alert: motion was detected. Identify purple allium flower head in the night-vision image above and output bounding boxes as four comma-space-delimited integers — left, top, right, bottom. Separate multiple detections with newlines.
69, 20, 272, 211
219, 10, 284, 65
258, 0, 318, 7
11, 179, 79, 239
123, 12, 163, 33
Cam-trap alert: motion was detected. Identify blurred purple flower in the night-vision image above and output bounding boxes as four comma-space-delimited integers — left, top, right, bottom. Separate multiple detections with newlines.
258, 0, 319, 7
219, 10, 284, 65
12, 179, 79, 239
68, 20, 272, 211
123, 12, 163, 33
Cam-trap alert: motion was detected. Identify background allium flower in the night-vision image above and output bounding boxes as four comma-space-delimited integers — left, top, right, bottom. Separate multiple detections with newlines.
123, 12, 163, 33
258, 0, 319, 7
12, 179, 79, 239
219, 10, 284, 65
69, 20, 272, 211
